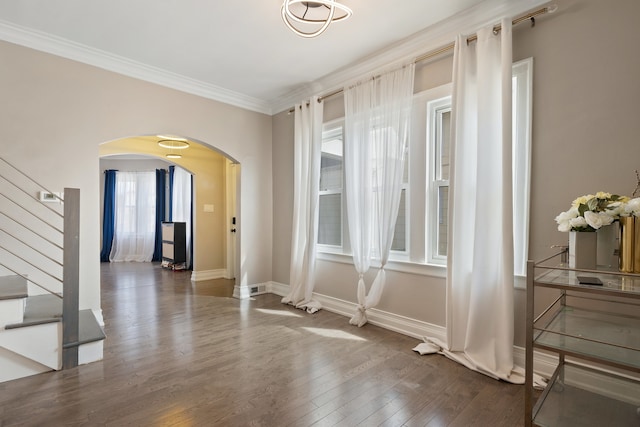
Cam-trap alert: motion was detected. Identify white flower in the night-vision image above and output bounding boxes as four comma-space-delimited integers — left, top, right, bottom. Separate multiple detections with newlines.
584, 211, 614, 230
555, 208, 579, 232
557, 220, 572, 232
569, 216, 588, 229
606, 201, 625, 217
624, 197, 640, 216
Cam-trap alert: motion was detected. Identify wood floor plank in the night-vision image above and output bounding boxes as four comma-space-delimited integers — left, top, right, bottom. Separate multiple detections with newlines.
0, 262, 526, 426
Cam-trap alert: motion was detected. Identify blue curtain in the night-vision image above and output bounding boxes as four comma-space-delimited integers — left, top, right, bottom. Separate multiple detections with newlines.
168, 165, 175, 221
152, 169, 167, 262
100, 169, 117, 262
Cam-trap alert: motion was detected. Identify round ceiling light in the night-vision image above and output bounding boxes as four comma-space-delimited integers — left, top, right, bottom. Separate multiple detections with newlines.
158, 139, 190, 149
281, 1, 352, 38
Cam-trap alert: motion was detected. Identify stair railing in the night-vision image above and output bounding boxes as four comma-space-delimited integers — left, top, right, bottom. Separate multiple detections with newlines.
0, 156, 80, 369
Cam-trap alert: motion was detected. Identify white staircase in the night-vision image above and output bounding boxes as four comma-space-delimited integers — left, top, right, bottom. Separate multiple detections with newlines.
0, 157, 105, 383
0, 275, 105, 383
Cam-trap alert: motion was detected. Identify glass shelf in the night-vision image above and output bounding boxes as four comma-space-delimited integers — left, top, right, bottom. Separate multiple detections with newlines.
533, 364, 640, 427
534, 267, 640, 296
534, 307, 640, 371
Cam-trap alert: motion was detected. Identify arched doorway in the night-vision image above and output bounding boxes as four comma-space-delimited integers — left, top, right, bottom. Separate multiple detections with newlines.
98, 135, 239, 284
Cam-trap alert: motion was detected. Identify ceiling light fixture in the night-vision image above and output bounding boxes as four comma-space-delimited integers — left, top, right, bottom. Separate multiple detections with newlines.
281, 0, 352, 38
158, 138, 189, 159
158, 139, 190, 150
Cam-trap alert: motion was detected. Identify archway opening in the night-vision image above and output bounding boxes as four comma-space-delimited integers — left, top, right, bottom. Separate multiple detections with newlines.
98, 135, 239, 283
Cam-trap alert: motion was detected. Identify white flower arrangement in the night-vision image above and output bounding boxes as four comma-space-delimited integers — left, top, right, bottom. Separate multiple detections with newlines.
555, 192, 630, 232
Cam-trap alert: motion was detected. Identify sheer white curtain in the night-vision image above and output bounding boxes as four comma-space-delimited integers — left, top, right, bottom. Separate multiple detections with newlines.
282, 96, 323, 314
344, 64, 414, 327
110, 171, 156, 262
415, 20, 526, 383
171, 166, 192, 268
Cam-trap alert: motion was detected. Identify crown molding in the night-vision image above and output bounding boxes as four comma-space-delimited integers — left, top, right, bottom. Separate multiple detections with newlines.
0, 19, 273, 115
0, 0, 550, 117
271, 0, 551, 113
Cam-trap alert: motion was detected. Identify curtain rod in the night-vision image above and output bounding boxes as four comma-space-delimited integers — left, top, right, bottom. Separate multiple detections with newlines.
289, 4, 557, 113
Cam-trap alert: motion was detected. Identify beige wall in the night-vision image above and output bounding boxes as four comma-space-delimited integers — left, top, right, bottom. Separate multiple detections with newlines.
271, 111, 294, 285
511, 0, 640, 344
271, 0, 640, 345
0, 39, 273, 311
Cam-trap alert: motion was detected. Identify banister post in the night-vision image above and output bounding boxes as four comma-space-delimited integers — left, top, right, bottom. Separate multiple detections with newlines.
62, 188, 80, 369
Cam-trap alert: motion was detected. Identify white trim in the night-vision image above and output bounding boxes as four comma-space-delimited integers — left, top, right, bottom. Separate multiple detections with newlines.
426, 94, 452, 265
234, 282, 270, 299
268, 281, 290, 296
513, 345, 558, 379
0, 19, 272, 115
316, 251, 447, 279
512, 57, 534, 277
78, 340, 103, 366
224, 160, 238, 281
233, 284, 251, 299
268, 281, 446, 341
190, 269, 227, 281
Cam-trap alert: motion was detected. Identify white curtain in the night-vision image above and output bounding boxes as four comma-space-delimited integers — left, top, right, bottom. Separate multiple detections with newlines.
415, 20, 526, 382
282, 96, 323, 314
110, 171, 156, 262
171, 166, 192, 268
344, 64, 414, 327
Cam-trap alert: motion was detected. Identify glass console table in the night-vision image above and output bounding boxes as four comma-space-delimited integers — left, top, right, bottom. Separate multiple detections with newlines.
525, 251, 640, 426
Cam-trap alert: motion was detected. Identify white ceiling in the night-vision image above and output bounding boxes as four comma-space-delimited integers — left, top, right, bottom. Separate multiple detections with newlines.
0, 0, 547, 114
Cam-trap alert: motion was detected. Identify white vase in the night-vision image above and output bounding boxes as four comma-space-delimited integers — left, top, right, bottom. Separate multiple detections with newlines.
596, 223, 618, 269
569, 231, 597, 270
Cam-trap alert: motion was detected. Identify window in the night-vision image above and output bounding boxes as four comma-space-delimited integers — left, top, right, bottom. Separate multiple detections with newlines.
425, 58, 533, 273
110, 171, 156, 262
317, 58, 533, 278
391, 149, 409, 253
511, 58, 533, 276
427, 97, 451, 263
318, 121, 344, 249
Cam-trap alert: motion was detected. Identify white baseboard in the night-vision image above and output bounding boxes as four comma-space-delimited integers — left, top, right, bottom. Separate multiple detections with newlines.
78, 340, 103, 365
190, 269, 227, 281
513, 345, 558, 378
233, 282, 270, 299
266, 281, 565, 379
267, 281, 446, 342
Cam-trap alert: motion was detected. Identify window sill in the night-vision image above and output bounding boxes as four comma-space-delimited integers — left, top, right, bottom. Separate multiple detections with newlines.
316, 251, 446, 279
316, 251, 528, 287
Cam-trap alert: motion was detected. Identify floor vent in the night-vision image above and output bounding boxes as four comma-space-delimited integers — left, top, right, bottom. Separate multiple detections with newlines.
250, 284, 266, 295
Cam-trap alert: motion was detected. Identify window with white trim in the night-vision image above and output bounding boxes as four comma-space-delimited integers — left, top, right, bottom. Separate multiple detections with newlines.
425, 58, 533, 272
317, 58, 533, 278
391, 150, 409, 253
426, 97, 451, 264
318, 121, 345, 250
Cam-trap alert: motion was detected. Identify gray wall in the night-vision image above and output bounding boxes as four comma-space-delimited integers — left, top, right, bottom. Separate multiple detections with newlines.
271, 0, 640, 346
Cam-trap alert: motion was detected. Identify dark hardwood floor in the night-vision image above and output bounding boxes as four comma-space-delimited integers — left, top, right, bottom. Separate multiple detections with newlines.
0, 262, 526, 426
